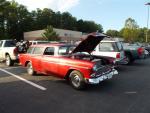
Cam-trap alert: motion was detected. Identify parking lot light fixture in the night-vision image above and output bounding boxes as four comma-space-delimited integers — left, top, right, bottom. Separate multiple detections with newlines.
145, 2, 150, 43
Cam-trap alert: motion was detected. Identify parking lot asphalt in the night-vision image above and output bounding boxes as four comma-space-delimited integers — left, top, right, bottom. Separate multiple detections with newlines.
0, 58, 150, 113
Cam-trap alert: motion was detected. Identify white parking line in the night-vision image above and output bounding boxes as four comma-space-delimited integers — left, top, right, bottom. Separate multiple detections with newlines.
0, 68, 47, 91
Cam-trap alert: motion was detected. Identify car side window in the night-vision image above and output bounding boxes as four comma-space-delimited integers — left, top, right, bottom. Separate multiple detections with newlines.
44, 47, 55, 55
27, 47, 34, 54
32, 47, 44, 55
99, 42, 114, 52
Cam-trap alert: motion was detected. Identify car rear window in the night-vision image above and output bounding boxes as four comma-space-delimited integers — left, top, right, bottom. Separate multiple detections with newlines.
99, 42, 123, 52
99, 42, 115, 52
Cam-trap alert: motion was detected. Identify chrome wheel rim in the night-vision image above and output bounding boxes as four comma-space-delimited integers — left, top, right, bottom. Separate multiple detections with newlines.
71, 74, 81, 87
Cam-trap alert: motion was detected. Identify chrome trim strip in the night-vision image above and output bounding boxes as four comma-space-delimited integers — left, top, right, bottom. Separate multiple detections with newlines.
42, 60, 90, 69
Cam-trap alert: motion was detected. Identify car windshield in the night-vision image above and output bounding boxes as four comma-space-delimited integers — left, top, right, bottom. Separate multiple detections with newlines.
58, 46, 75, 55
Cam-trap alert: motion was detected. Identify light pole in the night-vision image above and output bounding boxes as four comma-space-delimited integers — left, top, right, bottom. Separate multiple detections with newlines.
145, 2, 150, 43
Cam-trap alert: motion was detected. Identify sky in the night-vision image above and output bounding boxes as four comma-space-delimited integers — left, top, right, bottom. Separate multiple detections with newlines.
8, 0, 150, 32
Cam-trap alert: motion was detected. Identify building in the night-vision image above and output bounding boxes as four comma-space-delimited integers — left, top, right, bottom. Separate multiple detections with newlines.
24, 28, 83, 42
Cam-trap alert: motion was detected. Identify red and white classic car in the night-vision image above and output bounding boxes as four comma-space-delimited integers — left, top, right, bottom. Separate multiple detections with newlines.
19, 33, 118, 89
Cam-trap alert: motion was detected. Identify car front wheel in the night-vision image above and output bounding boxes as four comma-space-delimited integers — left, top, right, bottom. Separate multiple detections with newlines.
27, 62, 36, 75
69, 70, 85, 90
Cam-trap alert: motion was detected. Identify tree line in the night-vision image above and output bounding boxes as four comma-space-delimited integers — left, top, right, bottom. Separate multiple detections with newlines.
106, 18, 150, 43
0, 0, 149, 42
0, 0, 103, 40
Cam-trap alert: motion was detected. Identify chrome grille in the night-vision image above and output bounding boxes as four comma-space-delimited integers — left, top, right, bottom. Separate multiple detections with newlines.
95, 65, 112, 77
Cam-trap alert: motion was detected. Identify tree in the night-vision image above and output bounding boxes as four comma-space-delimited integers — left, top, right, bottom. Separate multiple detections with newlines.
106, 29, 119, 37
120, 18, 140, 42
125, 18, 139, 29
76, 19, 103, 33
0, 0, 104, 40
120, 28, 140, 42
51, 11, 62, 28
42, 25, 59, 41
0, 0, 31, 40
0, 0, 10, 39
61, 12, 77, 30
34, 8, 54, 29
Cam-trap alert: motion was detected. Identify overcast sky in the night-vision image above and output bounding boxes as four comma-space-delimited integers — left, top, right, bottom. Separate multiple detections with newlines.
7, 0, 150, 32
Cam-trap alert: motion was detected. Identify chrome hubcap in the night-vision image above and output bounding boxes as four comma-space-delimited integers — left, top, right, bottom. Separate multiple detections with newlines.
72, 74, 80, 87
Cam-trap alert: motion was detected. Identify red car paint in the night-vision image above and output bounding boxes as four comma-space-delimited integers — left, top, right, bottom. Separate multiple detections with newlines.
19, 44, 94, 79
19, 34, 118, 89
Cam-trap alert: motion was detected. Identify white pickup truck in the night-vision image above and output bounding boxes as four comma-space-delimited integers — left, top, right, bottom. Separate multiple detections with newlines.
0, 40, 18, 66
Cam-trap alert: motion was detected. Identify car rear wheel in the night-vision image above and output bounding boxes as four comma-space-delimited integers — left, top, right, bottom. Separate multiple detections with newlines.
69, 70, 85, 90
5, 55, 14, 66
27, 62, 36, 75
126, 54, 133, 65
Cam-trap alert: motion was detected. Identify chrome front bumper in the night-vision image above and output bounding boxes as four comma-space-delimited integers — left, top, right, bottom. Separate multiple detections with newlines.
86, 69, 118, 84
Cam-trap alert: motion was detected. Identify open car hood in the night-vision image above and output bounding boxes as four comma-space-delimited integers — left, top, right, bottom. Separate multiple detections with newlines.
72, 33, 107, 54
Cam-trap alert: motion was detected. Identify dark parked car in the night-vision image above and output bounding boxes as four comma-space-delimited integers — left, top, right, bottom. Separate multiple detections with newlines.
122, 43, 145, 64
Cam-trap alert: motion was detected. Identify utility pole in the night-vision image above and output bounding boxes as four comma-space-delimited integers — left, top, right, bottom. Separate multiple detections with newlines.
145, 3, 150, 43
